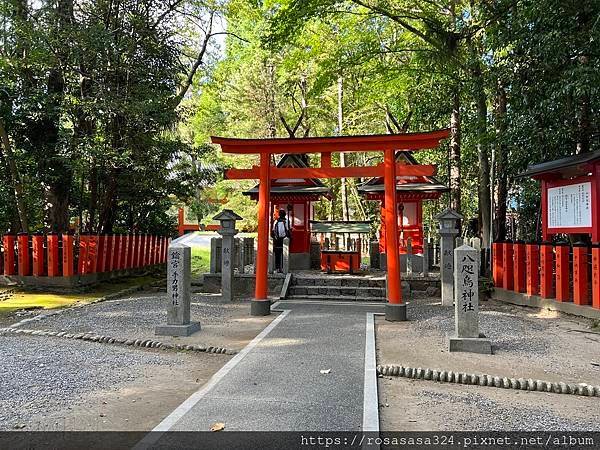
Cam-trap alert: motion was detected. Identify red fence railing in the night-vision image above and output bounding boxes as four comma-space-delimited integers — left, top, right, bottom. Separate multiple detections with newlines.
492, 240, 600, 310
1, 233, 169, 277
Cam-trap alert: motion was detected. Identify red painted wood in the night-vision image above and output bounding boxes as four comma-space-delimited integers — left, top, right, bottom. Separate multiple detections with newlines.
127, 235, 135, 268
255, 152, 271, 300
32, 234, 45, 276
46, 234, 59, 277
492, 242, 503, 287
384, 147, 402, 304
62, 234, 75, 276
17, 233, 30, 276
226, 163, 436, 181
88, 235, 98, 274
106, 235, 115, 271
525, 243, 539, 296
320, 251, 360, 273
513, 241, 526, 293
212, 129, 450, 154
97, 235, 107, 272
593, 245, 600, 309
78, 235, 89, 275
3, 235, 16, 276
122, 235, 130, 270
555, 244, 570, 302
114, 235, 123, 270
502, 242, 514, 291
540, 243, 554, 299
321, 152, 331, 168
572, 244, 589, 305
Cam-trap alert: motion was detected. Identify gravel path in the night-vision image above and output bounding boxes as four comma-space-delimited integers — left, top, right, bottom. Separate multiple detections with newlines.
19, 294, 239, 340
0, 335, 195, 430
416, 388, 600, 431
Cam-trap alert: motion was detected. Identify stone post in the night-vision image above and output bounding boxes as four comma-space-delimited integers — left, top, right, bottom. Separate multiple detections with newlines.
406, 237, 413, 274
435, 208, 463, 306
214, 210, 243, 302
370, 240, 380, 269
448, 244, 492, 354
209, 237, 218, 273
268, 237, 274, 274
155, 243, 200, 336
422, 238, 429, 278
282, 237, 290, 274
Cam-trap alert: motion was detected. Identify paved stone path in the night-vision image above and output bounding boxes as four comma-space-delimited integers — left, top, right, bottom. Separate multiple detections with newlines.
150, 301, 384, 433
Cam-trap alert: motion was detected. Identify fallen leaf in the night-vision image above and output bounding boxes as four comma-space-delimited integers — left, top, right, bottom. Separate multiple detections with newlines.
320, 369, 331, 374
210, 422, 225, 432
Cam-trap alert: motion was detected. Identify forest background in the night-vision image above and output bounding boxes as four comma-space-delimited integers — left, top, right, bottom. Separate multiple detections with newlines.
1, 0, 598, 247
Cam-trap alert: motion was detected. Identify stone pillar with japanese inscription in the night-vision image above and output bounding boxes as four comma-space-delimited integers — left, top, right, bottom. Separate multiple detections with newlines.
214, 209, 243, 302
155, 243, 201, 336
435, 208, 463, 306
448, 244, 492, 354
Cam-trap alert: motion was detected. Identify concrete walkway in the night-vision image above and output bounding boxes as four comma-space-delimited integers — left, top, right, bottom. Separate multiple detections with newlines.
145, 301, 384, 436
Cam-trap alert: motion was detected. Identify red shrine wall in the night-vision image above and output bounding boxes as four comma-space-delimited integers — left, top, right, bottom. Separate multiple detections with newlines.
379, 201, 424, 254
270, 200, 312, 254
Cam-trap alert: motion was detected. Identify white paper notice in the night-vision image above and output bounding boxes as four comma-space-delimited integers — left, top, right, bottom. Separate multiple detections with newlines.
547, 182, 592, 228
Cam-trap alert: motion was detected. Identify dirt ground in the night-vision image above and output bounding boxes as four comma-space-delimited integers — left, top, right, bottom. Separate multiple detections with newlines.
1, 291, 276, 432
376, 297, 600, 431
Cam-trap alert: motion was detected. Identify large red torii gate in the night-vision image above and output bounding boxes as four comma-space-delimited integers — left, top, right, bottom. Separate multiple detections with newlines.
212, 130, 450, 321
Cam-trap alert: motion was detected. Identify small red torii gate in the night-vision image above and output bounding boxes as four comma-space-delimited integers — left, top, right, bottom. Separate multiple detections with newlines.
212, 130, 450, 321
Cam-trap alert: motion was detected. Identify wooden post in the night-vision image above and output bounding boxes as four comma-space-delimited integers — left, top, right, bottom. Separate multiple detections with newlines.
525, 242, 539, 296
592, 244, 600, 309
17, 233, 30, 276
32, 234, 45, 276
78, 234, 89, 275
47, 233, 59, 277
106, 235, 115, 272
62, 234, 74, 276
492, 241, 503, 287
502, 241, 513, 291
572, 243, 589, 306
555, 244, 570, 302
254, 152, 271, 308
513, 241, 526, 293
88, 235, 98, 273
114, 234, 123, 270
121, 235, 129, 270
384, 146, 405, 321
540, 242, 554, 299
3, 235, 16, 276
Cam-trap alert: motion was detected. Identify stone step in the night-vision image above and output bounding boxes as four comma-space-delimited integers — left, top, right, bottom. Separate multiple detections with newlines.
289, 285, 385, 298
291, 276, 385, 288
286, 295, 385, 302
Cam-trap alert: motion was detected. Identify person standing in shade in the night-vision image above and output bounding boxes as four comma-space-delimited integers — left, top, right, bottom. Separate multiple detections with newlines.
271, 209, 291, 273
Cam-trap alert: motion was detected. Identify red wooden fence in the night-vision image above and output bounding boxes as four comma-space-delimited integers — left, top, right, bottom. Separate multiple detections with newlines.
1, 233, 169, 277
492, 240, 599, 310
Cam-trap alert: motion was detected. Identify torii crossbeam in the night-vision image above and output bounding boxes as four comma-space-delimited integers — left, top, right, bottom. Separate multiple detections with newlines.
212, 130, 450, 321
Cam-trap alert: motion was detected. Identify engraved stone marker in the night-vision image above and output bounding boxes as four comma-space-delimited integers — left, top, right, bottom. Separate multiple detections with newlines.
214, 209, 243, 302
435, 208, 463, 306
448, 244, 492, 354
155, 243, 200, 336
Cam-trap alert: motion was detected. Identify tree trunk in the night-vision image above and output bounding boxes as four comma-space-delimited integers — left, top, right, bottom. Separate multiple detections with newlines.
449, 88, 461, 214
0, 119, 29, 232
338, 75, 349, 222
474, 67, 491, 248
494, 84, 508, 241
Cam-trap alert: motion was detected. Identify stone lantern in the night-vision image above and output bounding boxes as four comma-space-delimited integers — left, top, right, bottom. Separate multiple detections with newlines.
435, 208, 463, 306
214, 210, 243, 301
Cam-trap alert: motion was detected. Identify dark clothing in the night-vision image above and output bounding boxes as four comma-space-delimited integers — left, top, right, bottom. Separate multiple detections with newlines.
274, 237, 284, 271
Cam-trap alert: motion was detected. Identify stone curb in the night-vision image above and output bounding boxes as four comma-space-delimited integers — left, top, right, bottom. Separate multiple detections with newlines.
8, 278, 166, 329
377, 364, 600, 398
0, 327, 236, 356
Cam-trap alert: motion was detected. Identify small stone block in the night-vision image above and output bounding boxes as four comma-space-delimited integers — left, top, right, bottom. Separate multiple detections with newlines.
155, 322, 201, 337
448, 336, 492, 354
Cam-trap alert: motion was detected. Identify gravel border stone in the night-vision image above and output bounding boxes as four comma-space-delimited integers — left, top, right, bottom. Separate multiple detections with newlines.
377, 364, 600, 397
0, 327, 236, 355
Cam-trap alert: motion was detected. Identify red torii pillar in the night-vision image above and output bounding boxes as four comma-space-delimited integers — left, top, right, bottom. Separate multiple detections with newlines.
383, 147, 404, 320
251, 152, 271, 316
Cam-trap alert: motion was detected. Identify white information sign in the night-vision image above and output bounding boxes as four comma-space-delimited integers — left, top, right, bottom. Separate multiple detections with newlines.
547, 182, 592, 229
